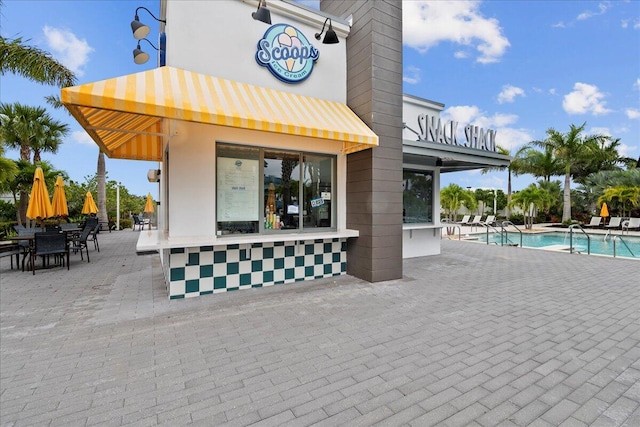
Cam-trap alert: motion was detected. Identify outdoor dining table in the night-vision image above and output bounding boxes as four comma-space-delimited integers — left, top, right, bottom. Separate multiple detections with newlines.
10, 229, 80, 272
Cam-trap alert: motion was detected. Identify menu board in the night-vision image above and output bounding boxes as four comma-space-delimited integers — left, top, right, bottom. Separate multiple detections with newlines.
217, 157, 259, 221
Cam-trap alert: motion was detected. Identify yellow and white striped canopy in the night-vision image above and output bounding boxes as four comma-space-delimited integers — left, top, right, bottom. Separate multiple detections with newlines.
61, 66, 378, 161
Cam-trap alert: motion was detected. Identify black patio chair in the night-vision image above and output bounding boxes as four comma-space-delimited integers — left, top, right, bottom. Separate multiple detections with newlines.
72, 226, 93, 262
31, 231, 69, 274
87, 221, 100, 252
132, 215, 144, 231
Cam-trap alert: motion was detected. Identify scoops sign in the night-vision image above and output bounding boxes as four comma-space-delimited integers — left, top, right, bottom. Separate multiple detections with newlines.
255, 24, 319, 84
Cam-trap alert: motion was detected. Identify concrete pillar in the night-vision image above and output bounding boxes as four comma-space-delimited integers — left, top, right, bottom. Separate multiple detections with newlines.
321, 0, 404, 282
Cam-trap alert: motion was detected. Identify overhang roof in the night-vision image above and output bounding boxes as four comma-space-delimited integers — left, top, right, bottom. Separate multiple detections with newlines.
61, 66, 379, 161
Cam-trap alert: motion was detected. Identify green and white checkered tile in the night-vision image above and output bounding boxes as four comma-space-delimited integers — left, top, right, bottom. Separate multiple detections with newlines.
166, 238, 346, 299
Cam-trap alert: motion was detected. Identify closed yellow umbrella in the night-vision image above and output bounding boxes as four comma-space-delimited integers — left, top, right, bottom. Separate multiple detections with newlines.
600, 202, 609, 226
26, 167, 54, 221
144, 193, 154, 213
82, 191, 98, 215
51, 176, 69, 217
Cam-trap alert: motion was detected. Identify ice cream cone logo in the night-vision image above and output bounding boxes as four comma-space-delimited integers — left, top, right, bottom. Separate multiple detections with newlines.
255, 23, 320, 84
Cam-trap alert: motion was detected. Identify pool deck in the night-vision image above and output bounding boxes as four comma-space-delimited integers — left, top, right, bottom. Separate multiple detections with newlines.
1, 227, 639, 426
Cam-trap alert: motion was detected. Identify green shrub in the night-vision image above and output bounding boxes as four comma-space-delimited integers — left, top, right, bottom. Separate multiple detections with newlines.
508, 213, 524, 225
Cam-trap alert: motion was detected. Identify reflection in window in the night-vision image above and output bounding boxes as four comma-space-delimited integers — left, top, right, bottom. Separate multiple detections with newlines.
403, 170, 433, 224
264, 150, 300, 230
303, 154, 333, 229
217, 143, 336, 234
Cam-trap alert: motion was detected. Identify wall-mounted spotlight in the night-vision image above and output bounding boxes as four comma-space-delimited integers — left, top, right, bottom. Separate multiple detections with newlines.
315, 18, 339, 44
131, 6, 166, 40
252, 0, 271, 25
133, 38, 159, 65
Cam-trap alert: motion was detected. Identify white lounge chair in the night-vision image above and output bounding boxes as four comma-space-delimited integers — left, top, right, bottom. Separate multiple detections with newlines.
583, 216, 602, 228
480, 215, 496, 226
456, 215, 471, 225
622, 217, 640, 234
469, 215, 483, 230
605, 217, 623, 229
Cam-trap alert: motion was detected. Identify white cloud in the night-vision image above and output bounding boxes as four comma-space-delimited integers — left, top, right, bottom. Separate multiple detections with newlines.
562, 82, 612, 115
440, 105, 532, 150
71, 130, 94, 146
577, 2, 609, 21
589, 126, 611, 136
43, 26, 93, 77
618, 143, 637, 157
403, 0, 510, 64
626, 108, 640, 119
403, 66, 421, 84
497, 85, 525, 104
634, 78, 640, 91
549, 88, 557, 96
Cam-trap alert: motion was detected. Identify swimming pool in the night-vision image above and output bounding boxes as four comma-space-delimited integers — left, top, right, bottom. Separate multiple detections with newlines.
478, 231, 640, 259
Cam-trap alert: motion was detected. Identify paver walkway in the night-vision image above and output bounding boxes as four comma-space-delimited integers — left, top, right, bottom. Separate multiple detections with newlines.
1, 230, 638, 426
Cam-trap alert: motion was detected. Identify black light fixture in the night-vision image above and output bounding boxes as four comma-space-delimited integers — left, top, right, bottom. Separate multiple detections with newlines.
133, 38, 158, 65
315, 18, 339, 44
252, 0, 271, 25
131, 6, 166, 40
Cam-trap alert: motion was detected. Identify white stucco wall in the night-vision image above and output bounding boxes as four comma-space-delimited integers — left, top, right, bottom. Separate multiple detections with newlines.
164, 0, 348, 102
166, 120, 348, 238
402, 95, 444, 141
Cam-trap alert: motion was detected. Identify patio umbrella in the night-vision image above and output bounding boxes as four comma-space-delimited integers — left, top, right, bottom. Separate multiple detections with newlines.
26, 167, 54, 221
144, 193, 154, 213
51, 176, 69, 218
82, 191, 98, 215
600, 202, 609, 225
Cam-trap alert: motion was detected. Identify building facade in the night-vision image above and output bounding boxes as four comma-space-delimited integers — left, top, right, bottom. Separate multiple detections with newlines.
62, 0, 509, 299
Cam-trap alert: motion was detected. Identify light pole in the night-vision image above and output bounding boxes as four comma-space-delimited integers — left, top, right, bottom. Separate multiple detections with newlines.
116, 182, 121, 231
493, 189, 497, 215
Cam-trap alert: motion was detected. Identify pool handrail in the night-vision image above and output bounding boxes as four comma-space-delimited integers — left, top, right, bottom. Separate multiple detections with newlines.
485, 224, 502, 245
568, 224, 591, 255
500, 221, 523, 248
613, 236, 636, 258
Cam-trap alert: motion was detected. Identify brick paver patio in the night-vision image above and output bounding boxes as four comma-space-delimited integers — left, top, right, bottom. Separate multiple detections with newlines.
1, 229, 638, 426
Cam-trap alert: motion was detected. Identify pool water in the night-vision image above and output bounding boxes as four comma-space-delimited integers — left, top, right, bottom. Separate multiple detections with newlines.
479, 231, 640, 259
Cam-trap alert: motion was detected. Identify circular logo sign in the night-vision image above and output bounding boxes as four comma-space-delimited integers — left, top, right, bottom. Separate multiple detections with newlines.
255, 24, 319, 84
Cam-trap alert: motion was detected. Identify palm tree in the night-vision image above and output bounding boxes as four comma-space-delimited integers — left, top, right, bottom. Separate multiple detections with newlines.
509, 184, 553, 229
440, 183, 476, 226
530, 123, 605, 222
599, 186, 640, 218
0, 143, 18, 194
481, 145, 527, 219
572, 136, 627, 184
518, 145, 562, 182
0, 102, 69, 224
0, 36, 76, 87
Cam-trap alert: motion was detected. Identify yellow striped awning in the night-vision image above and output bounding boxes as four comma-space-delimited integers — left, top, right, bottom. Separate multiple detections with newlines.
61, 66, 378, 161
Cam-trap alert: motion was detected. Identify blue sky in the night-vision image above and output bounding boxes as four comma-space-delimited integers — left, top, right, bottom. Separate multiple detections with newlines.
1, 0, 639, 197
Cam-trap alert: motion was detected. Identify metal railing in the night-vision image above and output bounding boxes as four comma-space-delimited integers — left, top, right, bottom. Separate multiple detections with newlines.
501, 221, 523, 248
568, 224, 591, 255
441, 224, 462, 240
613, 236, 636, 258
485, 224, 502, 245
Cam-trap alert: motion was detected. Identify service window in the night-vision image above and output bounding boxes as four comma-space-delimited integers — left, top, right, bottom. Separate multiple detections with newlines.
403, 169, 433, 224
217, 143, 336, 235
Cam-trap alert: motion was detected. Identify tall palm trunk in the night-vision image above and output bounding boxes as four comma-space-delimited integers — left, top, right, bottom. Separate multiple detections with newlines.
18, 142, 31, 225
562, 167, 571, 222
97, 151, 108, 231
